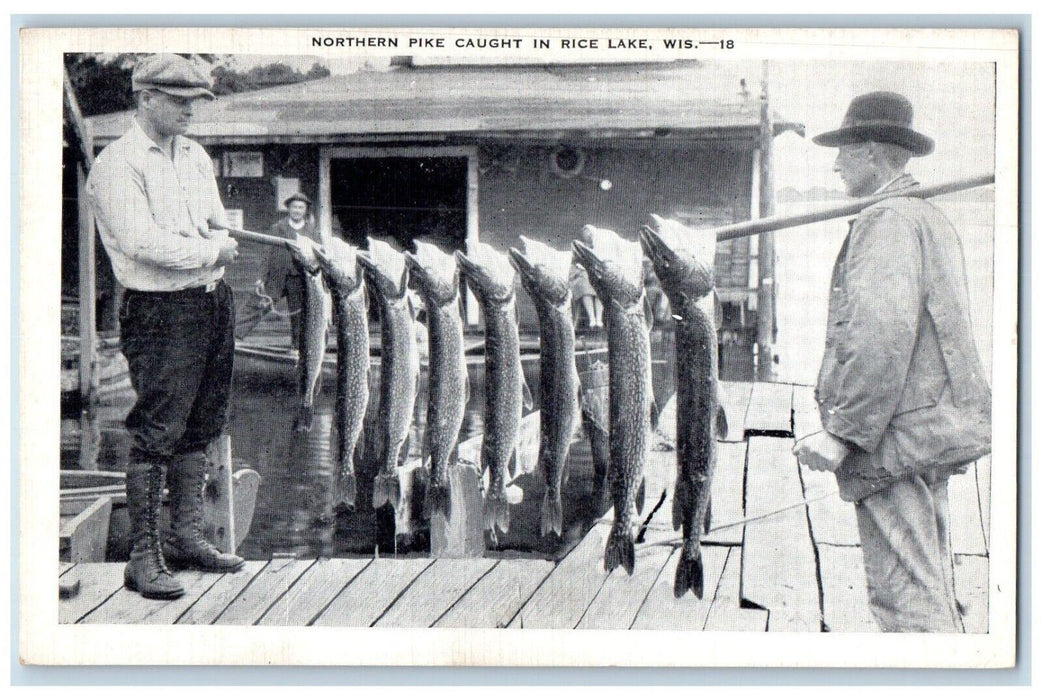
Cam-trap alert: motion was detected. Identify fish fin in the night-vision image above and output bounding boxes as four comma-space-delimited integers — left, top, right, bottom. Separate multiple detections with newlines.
603, 524, 635, 575
400, 432, 412, 467
643, 292, 655, 332
672, 479, 688, 532
649, 397, 660, 434
635, 477, 646, 516
703, 495, 713, 535
424, 478, 451, 520
540, 490, 564, 538
463, 372, 471, 407
716, 405, 729, 440
521, 377, 534, 412
293, 406, 313, 433
674, 551, 705, 599
507, 447, 519, 480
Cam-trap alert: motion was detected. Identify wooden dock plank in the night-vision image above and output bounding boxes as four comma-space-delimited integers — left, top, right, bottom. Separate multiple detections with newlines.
742, 437, 822, 632
59, 563, 126, 624
704, 547, 768, 632
435, 558, 554, 628
257, 558, 371, 626
312, 557, 433, 627
976, 455, 991, 551
507, 523, 612, 629
954, 554, 989, 634
744, 382, 793, 436
791, 385, 823, 442
799, 464, 859, 546
577, 544, 673, 630
817, 544, 876, 633
717, 381, 753, 442
630, 545, 728, 630
60, 561, 75, 576
213, 557, 314, 625
949, 464, 987, 556
705, 441, 747, 546
375, 558, 497, 628
175, 560, 267, 625
82, 570, 224, 625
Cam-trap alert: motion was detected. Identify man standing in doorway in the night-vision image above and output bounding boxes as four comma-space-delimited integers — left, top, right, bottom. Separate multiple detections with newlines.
88, 54, 245, 599
793, 92, 991, 632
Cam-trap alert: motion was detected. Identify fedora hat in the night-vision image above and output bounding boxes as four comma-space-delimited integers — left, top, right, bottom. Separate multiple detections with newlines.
813, 91, 934, 156
283, 192, 312, 208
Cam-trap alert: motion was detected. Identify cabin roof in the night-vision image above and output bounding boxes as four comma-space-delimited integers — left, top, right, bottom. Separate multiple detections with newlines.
86, 60, 804, 145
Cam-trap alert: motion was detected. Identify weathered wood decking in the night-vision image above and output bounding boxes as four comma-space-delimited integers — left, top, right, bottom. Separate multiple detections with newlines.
60, 381, 991, 632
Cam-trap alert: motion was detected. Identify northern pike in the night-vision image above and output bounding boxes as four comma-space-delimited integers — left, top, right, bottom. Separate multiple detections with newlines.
357, 238, 420, 512
640, 215, 725, 598
509, 237, 581, 538
314, 239, 369, 510
572, 227, 652, 575
293, 238, 332, 433
457, 243, 529, 537
405, 242, 468, 520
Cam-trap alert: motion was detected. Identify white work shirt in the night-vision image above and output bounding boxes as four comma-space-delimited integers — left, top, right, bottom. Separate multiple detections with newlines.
87, 119, 228, 292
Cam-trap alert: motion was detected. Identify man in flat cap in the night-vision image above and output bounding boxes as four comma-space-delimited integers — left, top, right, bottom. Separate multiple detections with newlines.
237, 191, 322, 349
793, 91, 991, 632
87, 53, 244, 600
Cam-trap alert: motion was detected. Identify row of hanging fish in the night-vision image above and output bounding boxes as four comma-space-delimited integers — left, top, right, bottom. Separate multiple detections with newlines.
295, 214, 722, 598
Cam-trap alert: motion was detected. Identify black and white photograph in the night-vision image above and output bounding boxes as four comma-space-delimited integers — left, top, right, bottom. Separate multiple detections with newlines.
18, 26, 1019, 667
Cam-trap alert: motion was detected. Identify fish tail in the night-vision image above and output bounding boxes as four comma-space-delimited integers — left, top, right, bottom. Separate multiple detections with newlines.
635, 477, 647, 516
673, 550, 705, 599
424, 479, 452, 520
484, 491, 511, 535
372, 472, 400, 510
603, 523, 635, 575
293, 405, 314, 433
334, 469, 357, 510
540, 490, 564, 538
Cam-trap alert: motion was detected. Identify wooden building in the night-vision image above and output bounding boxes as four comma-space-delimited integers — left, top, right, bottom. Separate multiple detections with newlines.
84, 59, 803, 380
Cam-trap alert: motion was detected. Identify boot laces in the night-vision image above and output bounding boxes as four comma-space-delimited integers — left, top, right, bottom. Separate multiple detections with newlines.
145, 466, 174, 577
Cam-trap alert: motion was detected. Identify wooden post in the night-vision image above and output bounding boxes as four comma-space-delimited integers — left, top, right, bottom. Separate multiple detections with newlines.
204, 434, 236, 554
756, 61, 777, 382
76, 164, 98, 405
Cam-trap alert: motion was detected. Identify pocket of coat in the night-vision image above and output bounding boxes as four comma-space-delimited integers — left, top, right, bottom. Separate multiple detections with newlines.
893, 373, 946, 415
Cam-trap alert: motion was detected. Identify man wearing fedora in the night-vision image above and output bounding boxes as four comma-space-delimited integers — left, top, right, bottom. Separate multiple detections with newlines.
87, 54, 245, 600
793, 91, 991, 632
236, 191, 321, 348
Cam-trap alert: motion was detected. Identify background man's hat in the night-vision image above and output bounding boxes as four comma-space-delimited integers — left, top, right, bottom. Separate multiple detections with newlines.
132, 54, 215, 101
283, 192, 312, 208
812, 91, 934, 156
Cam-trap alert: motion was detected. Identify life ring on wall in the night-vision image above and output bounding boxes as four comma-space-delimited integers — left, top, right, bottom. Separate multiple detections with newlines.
549, 146, 586, 179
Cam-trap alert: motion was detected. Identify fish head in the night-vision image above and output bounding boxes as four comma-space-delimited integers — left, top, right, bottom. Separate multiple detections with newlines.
314, 238, 364, 292
358, 237, 408, 300
456, 242, 516, 305
571, 239, 643, 308
509, 238, 570, 307
639, 221, 714, 301
293, 236, 322, 274
405, 240, 459, 307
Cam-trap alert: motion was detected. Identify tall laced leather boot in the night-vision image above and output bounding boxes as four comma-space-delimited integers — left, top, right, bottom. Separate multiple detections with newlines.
124, 462, 184, 599
164, 451, 245, 572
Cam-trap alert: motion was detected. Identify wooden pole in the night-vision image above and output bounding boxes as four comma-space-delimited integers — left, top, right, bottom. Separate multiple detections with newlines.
204, 435, 237, 554
224, 226, 301, 252
714, 173, 995, 243
76, 164, 98, 406
756, 61, 777, 382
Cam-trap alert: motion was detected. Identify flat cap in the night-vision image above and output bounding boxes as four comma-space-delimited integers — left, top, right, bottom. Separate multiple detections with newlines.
132, 53, 215, 101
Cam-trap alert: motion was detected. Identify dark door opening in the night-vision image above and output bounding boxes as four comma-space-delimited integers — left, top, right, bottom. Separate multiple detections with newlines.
330, 156, 469, 254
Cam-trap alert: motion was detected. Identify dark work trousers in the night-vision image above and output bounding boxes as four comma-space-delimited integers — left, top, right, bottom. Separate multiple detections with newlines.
120, 280, 236, 462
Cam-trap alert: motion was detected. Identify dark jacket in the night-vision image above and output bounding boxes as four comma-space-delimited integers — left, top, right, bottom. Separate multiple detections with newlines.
815, 174, 992, 501
262, 218, 320, 295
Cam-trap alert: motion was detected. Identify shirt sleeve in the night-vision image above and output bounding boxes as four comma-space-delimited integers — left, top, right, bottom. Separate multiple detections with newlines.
87, 153, 221, 270
203, 146, 229, 230
822, 207, 923, 452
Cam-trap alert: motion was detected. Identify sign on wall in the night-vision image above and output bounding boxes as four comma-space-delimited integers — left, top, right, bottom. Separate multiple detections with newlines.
222, 151, 264, 178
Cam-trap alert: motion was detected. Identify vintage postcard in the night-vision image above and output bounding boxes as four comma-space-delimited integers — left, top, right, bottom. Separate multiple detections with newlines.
19, 25, 1019, 667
